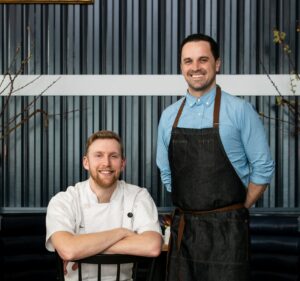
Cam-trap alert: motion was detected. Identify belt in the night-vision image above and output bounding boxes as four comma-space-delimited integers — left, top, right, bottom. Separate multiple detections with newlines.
175, 203, 245, 253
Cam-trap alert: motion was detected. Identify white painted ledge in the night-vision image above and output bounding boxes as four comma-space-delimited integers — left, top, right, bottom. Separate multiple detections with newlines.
0, 74, 299, 96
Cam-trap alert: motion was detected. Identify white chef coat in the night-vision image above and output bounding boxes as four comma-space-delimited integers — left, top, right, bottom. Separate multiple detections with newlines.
46, 180, 161, 281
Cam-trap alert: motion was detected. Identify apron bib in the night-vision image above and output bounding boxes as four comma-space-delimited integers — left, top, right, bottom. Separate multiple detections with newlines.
166, 86, 250, 281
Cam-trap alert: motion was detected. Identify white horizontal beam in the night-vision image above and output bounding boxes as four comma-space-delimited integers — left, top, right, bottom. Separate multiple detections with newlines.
0, 74, 299, 96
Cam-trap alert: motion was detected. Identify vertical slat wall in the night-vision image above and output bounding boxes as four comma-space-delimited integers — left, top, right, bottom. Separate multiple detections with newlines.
0, 0, 299, 208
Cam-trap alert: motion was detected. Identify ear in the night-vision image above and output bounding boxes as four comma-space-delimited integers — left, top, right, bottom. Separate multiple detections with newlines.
121, 158, 126, 171
82, 156, 89, 171
216, 58, 221, 73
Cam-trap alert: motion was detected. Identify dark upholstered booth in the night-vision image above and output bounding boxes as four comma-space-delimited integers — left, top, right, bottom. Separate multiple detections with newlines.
0, 210, 299, 281
250, 213, 300, 281
0, 213, 56, 281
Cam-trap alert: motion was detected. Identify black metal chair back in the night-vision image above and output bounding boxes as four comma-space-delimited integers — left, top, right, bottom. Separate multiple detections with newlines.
56, 252, 155, 281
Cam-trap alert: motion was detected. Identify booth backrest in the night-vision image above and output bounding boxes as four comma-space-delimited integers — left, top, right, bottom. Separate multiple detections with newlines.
0, 212, 299, 281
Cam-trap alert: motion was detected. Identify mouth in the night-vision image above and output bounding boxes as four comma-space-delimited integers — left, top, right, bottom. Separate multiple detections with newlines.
190, 74, 205, 81
98, 169, 114, 175
191, 74, 204, 78
189, 71, 206, 79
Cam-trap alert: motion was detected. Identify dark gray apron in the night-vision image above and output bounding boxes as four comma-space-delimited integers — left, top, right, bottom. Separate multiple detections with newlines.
166, 86, 250, 281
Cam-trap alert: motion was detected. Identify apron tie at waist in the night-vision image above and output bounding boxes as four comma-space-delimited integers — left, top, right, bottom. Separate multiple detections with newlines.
177, 213, 185, 253
176, 203, 245, 252
178, 202, 245, 216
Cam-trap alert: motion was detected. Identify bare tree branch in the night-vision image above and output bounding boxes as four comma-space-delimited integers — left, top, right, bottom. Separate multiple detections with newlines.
1, 76, 61, 130
0, 109, 49, 140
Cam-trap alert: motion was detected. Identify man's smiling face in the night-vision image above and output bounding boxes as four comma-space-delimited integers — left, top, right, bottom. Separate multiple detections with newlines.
180, 40, 221, 97
83, 138, 125, 189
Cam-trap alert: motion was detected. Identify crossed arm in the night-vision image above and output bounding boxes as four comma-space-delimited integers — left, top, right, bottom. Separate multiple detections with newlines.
51, 228, 162, 262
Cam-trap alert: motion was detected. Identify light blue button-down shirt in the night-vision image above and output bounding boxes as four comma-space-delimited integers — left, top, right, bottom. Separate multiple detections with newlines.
156, 87, 275, 192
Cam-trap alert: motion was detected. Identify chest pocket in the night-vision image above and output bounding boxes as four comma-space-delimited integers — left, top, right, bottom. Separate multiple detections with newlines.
171, 139, 188, 171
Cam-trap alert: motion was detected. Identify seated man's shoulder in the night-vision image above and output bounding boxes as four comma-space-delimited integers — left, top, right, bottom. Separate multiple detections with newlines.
121, 180, 143, 191
49, 180, 88, 204
120, 180, 150, 197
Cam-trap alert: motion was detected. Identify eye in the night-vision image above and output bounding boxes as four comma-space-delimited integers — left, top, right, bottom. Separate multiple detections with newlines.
111, 154, 120, 159
200, 57, 208, 63
183, 59, 192, 65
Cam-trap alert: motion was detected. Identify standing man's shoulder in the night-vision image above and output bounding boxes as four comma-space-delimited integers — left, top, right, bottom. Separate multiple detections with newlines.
159, 97, 186, 126
221, 91, 260, 124
221, 91, 249, 109
163, 97, 186, 113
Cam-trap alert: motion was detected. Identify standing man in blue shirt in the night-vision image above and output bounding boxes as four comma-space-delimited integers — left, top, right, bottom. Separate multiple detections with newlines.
156, 34, 275, 281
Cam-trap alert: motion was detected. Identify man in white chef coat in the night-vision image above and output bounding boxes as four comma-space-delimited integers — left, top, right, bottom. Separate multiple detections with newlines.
46, 130, 162, 281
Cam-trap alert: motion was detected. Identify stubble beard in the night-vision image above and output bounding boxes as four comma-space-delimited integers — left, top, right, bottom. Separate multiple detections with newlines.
90, 170, 120, 189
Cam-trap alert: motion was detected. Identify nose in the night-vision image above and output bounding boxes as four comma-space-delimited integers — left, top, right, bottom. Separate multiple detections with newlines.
193, 60, 202, 70
101, 155, 110, 166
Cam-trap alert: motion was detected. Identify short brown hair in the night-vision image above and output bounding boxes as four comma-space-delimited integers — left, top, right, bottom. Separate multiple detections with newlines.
179, 33, 219, 63
85, 130, 124, 158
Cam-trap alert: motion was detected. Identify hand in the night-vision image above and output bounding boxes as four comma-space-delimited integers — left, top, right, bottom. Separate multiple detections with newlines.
63, 260, 78, 275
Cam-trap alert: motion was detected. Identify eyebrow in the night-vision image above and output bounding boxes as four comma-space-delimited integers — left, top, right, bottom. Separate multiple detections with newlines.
182, 57, 192, 62
92, 151, 120, 155
182, 56, 209, 62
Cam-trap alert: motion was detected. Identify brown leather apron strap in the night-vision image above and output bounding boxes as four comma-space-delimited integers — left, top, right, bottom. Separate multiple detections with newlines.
173, 86, 221, 129
172, 98, 186, 128
213, 85, 221, 128
177, 213, 185, 253
165, 210, 175, 280
166, 211, 186, 281
181, 202, 245, 216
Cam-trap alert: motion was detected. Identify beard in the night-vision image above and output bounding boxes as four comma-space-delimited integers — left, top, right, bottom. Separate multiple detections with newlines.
187, 70, 217, 94
90, 169, 120, 189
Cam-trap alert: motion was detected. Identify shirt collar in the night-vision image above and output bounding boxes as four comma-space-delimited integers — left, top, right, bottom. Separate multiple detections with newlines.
185, 86, 217, 108
87, 179, 121, 204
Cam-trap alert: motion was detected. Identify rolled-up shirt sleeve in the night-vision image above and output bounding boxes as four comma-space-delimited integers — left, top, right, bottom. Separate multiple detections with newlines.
156, 110, 173, 192
240, 102, 275, 185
